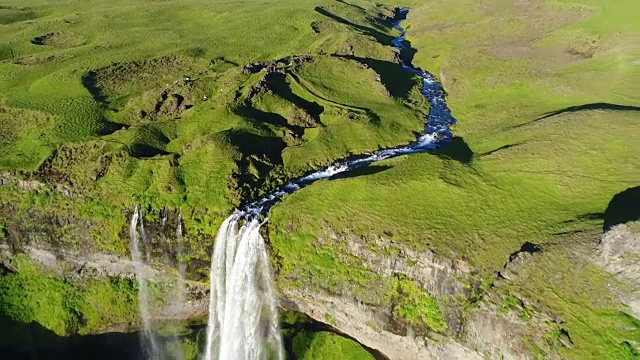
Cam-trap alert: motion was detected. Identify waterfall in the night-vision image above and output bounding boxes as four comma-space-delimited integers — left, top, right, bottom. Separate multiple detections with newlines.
203, 213, 284, 360
176, 211, 186, 309
130, 207, 162, 360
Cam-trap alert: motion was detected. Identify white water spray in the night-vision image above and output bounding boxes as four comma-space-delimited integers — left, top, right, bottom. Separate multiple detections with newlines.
176, 211, 186, 310
130, 207, 162, 360
203, 214, 284, 360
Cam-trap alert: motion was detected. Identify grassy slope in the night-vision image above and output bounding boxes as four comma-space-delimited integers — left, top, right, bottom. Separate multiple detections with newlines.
0, 0, 432, 345
0, 0, 638, 357
269, 0, 639, 357
0, 0, 418, 243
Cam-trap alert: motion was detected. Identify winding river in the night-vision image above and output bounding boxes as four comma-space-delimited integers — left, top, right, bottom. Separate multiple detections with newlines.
242, 8, 456, 216
201, 8, 457, 360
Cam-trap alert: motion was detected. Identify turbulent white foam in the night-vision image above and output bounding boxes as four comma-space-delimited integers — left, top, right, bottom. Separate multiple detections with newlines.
130, 207, 162, 360
204, 214, 283, 360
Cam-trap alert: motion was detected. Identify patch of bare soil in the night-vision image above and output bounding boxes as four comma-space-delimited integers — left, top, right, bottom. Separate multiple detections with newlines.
31, 31, 86, 47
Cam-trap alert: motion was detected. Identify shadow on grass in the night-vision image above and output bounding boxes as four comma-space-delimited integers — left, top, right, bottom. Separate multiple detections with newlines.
314, 6, 394, 45
330, 164, 392, 180
287, 72, 382, 125
222, 129, 286, 162
479, 142, 524, 157
236, 106, 306, 138
97, 119, 125, 136
333, 54, 416, 98
433, 137, 473, 164
0, 315, 141, 360
508, 242, 541, 262
604, 186, 640, 231
81, 71, 108, 104
335, 0, 365, 11
129, 143, 170, 158
515, 102, 640, 128
221, 128, 287, 202
266, 73, 325, 123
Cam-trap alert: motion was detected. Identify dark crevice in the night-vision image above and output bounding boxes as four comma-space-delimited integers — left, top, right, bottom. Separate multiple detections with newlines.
81, 71, 108, 104
0, 315, 143, 360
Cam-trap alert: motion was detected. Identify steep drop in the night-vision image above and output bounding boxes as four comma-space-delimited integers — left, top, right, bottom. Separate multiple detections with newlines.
204, 7, 456, 360
204, 214, 283, 360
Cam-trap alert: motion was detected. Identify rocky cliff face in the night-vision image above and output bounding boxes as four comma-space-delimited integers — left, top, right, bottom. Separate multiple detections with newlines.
597, 223, 640, 319
1, 195, 638, 359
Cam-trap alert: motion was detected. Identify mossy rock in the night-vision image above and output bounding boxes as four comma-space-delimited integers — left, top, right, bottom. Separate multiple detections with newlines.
292, 331, 373, 360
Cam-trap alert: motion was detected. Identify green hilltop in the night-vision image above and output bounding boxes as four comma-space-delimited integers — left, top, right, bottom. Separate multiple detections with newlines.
0, 0, 638, 358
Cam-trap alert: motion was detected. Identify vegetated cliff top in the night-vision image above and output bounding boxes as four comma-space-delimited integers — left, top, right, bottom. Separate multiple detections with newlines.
0, 0, 639, 358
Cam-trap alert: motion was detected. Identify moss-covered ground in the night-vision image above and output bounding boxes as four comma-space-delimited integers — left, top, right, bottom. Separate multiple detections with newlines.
0, 0, 638, 358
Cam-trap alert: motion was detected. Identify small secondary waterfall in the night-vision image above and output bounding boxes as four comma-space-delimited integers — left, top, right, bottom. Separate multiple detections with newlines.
203, 214, 283, 360
130, 207, 162, 360
176, 211, 187, 312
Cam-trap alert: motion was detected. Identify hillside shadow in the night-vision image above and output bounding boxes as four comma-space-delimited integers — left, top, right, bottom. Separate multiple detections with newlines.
392, 9, 418, 66
0, 315, 141, 360
515, 102, 640, 128
433, 137, 473, 164
236, 106, 306, 138
81, 71, 108, 104
333, 54, 415, 98
330, 165, 392, 180
479, 142, 524, 157
335, 0, 365, 11
604, 186, 640, 231
508, 242, 541, 262
221, 129, 288, 202
222, 129, 286, 162
398, 40, 417, 67
266, 73, 325, 123
314, 6, 394, 45
129, 144, 171, 158
97, 119, 125, 136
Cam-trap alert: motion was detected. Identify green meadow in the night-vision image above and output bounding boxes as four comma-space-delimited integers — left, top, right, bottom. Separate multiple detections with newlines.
0, 0, 639, 358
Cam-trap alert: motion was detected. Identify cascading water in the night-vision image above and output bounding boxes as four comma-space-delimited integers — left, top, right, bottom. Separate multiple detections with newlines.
176, 211, 186, 312
130, 207, 162, 360
205, 7, 455, 360
203, 214, 284, 360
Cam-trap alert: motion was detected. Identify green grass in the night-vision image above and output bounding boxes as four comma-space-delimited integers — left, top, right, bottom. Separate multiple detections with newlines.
267, 0, 639, 357
497, 247, 640, 359
0, 254, 139, 336
292, 331, 374, 360
388, 276, 447, 333
0, 0, 638, 357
